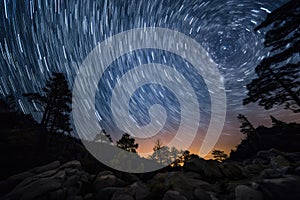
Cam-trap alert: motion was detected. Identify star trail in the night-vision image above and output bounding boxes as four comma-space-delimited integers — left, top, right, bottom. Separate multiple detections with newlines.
0, 0, 298, 156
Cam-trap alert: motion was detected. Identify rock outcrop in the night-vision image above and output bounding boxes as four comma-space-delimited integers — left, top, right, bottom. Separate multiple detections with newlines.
1, 149, 300, 200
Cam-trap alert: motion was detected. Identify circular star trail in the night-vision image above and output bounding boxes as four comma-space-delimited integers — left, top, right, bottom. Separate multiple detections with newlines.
0, 0, 293, 155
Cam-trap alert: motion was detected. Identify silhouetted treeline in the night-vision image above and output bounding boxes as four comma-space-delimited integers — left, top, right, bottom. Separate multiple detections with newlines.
230, 0, 300, 160
230, 115, 300, 161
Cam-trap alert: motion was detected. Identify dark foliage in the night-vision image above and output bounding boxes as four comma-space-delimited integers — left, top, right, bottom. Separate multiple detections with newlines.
116, 133, 139, 153
244, 0, 300, 112
23, 72, 72, 134
237, 114, 255, 136
212, 149, 228, 162
230, 116, 300, 161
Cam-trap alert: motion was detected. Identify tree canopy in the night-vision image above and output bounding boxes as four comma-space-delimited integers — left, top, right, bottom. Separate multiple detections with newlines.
212, 149, 228, 162
237, 114, 255, 136
244, 0, 300, 112
116, 133, 138, 153
23, 72, 72, 134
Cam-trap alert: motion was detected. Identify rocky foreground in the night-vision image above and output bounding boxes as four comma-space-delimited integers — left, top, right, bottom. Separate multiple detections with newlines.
1, 149, 300, 200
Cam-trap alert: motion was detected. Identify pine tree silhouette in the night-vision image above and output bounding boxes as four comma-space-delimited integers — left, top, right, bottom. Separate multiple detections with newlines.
116, 133, 138, 153
151, 139, 164, 165
212, 149, 228, 162
237, 114, 255, 136
244, 0, 300, 112
23, 72, 72, 134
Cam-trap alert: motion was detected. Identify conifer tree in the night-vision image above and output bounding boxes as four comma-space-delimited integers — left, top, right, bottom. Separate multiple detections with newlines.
116, 133, 138, 153
24, 72, 72, 134
244, 0, 300, 112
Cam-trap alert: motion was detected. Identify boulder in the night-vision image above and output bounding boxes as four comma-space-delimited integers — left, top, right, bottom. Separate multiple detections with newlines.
235, 185, 263, 200
252, 157, 270, 165
151, 172, 212, 200
32, 161, 61, 174
12, 168, 65, 191
93, 174, 126, 190
270, 155, 290, 168
252, 149, 282, 166
284, 166, 295, 175
243, 164, 266, 177
128, 181, 150, 200
184, 158, 223, 181
1, 160, 95, 200
7, 172, 35, 184
258, 175, 300, 200
96, 170, 114, 177
0, 161, 61, 195
59, 160, 81, 170
183, 171, 203, 180
219, 162, 245, 179
5, 171, 65, 200
284, 152, 300, 163
119, 173, 140, 184
257, 149, 281, 160
162, 190, 187, 200
208, 192, 220, 200
260, 168, 283, 179
224, 179, 252, 195
65, 168, 79, 176
193, 188, 212, 200
63, 169, 90, 197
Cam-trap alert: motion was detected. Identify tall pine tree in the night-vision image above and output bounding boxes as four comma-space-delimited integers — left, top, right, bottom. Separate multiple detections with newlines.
24, 72, 72, 134
116, 133, 138, 153
244, 0, 300, 112
237, 114, 255, 136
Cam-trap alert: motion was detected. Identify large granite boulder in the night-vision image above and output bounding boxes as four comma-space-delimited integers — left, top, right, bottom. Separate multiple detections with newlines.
127, 181, 150, 200
4, 170, 65, 200
284, 152, 300, 164
151, 172, 212, 200
193, 188, 212, 200
219, 162, 245, 180
93, 181, 150, 200
235, 185, 263, 200
93, 173, 126, 190
270, 155, 291, 168
260, 168, 283, 179
0, 161, 61, 195
2, 160, 92, 200
243, 163, 266, 177
256, 149, 282, 160
257, 175, 300, 200
184, 158, 224, 181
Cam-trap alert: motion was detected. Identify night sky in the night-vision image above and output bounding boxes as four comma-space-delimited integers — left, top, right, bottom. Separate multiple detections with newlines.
0, 0, 299, 157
